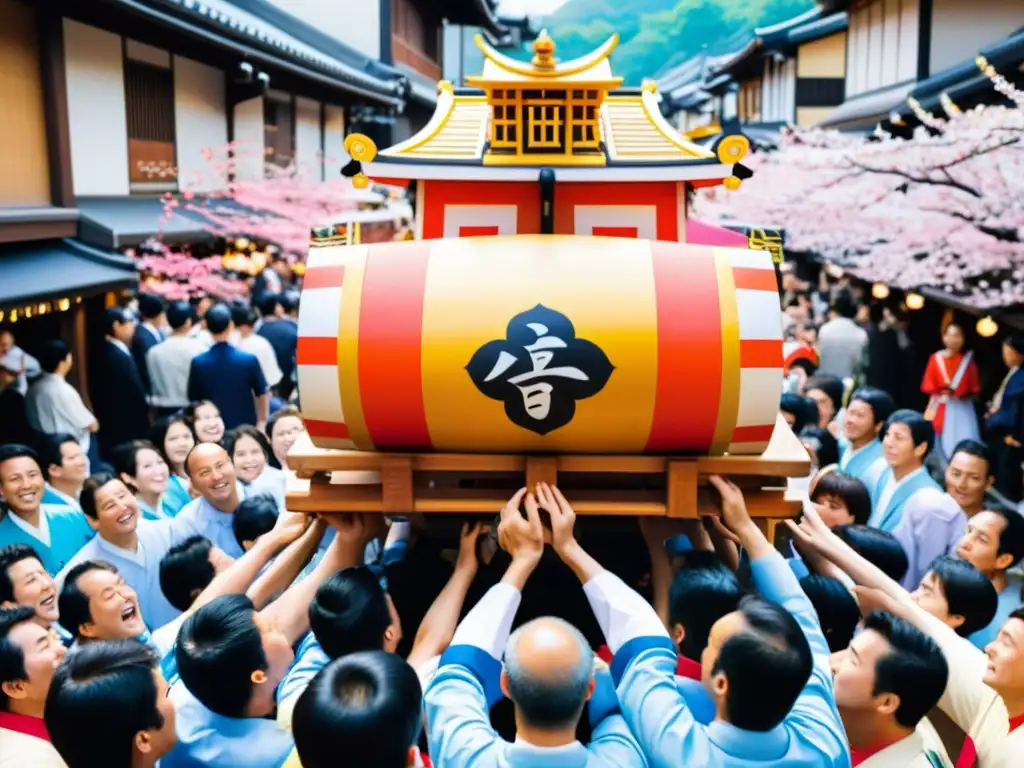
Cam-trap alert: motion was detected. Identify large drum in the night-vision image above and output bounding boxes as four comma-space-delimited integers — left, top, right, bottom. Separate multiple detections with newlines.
296, 236, 783, 455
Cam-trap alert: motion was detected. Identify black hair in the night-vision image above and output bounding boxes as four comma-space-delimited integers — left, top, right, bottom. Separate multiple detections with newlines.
112, 440, 163, 481
926, 555, 998, 637
38, 339, 71, 374
37, 433, 79, 481
58, 561, 118, 638
79, 472, 119, 521
233, 495, 279, 549
0, 443, 41, 475
810, 470, 872, 526
848, 386, 896, 427
44, 639, 164, 768
266, 406, 303, 441
883, 409, 935, 457
799, 575, 860, 653
256, 293, 282, 318
175, 594, 267, 717
780, 393, 818, 435
150, 414, 196, 466
230, 304, 257, 328
293, 651, 422, 768
1004, 332, 1024, 357
667, 551, 744, 660
804, 375, 845, 418
0, 544, 44, 604
862, 611, 948, 728
166, 300, 194, 331
137, 293, 166, 322
204, 304, 232, 335
103, 307, 132, 336
223, 426, 273, 466
184, 400, 220, 429
281, 292, 300, 314
799, 426, 840, 468
834, 525, 909, 583
990, 508, 1024, 569
309, 567, 391, 660
713, 595, 813, 731
160, 536, 215, 612
950, 439, 992, 475
0, 605, 39, 711
830, 291, 857, 319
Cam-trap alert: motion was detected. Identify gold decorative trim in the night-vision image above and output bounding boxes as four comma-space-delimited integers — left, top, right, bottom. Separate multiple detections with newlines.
471, 32, 619, 80
639, 90, 714, 159
380, 90, 457, 157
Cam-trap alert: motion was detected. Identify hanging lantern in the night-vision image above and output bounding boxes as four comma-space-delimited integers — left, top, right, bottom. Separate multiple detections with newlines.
905, 292, 925, 310
977, 316, 999, 338
871, 283, 890, 300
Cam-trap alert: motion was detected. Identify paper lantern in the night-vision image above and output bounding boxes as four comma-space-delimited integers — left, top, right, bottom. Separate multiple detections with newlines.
904, 292, 925, 310
871, 283, 890, 300
977, 316, 999, 338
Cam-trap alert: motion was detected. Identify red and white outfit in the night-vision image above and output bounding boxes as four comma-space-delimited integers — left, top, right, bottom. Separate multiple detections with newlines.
921, 351, 981, 459
0, 711, 66, 767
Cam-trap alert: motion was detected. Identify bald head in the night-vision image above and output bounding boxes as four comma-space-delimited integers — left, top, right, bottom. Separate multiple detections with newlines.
185, 442, 237, 511
503, 617, 594, 731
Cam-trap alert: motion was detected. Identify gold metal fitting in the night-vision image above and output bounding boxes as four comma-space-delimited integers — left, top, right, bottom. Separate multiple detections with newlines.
344, 133, 378, 163
716, 135, 750, 165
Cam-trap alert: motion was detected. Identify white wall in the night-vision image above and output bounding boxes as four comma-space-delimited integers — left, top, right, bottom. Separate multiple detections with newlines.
268, 0, 380, 59
64, 19, 130, 196
174, 56, 228, 192
233, 96, 265, 181
323, 104, 346, 180
930, 0, 1024, 74
761, 57, 796, 123
294, 96, 322, 181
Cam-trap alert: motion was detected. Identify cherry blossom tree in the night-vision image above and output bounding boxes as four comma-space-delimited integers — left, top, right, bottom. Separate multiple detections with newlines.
694, 77, 1024, 310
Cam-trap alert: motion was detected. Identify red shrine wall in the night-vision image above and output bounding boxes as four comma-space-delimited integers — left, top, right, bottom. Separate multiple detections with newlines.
416, 179, 688, 242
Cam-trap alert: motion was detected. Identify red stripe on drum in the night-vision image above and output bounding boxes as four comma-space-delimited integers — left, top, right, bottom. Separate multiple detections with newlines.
303, 265, 346, 290
732, 267, 778, 292
296, 337, 338, 366
645, 242, 722, 452
592, 226, 639, 238
458, 225, 500, 237
305, 419, 351, 439
357, 241, 433, 450
731, 424, 775, 443
740, 339, 783, 368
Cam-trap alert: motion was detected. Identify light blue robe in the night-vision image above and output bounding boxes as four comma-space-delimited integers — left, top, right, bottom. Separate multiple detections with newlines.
0, 505, 94, 575
138, 475, 191, 521
838, 438, 887, 500
968, 578, 1023, 650
870, 467, 944, 533
56, 519, 182, 632
590, 553, 850, 767
42, 484, 81, 512
169, 497, 244, 558
162, 682, 293, 768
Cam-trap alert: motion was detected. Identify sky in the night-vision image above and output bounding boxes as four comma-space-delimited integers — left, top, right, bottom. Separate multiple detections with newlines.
497, 0, 569, 17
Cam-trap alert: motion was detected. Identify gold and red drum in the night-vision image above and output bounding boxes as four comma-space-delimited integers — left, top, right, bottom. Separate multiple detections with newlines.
296, 236, 783, 455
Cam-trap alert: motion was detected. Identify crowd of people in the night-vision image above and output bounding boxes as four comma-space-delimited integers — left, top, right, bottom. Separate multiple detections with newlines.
0, 273, 1021, 767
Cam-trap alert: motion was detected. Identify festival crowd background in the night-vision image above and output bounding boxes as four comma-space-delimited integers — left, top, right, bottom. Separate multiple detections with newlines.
0, 261, 1023, 767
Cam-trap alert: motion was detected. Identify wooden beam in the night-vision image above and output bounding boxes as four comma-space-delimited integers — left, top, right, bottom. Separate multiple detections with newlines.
525, 455, 558, 490
666, 460, 698, 518
380, 456, 413, 513
70, 303, 91, 409
38, 13, 74, 209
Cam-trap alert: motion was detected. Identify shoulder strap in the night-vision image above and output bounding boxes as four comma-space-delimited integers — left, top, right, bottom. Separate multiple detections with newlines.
949, 351, 974, 390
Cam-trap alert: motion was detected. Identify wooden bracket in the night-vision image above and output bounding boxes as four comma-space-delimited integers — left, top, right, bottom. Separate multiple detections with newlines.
380, 456, 414, 514
666, 460, 698, 518
525, 456, 558, 491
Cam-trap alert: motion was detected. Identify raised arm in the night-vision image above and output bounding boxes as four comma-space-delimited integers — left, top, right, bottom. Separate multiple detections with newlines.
406, 522, 483, 669
247, 515, 327, 609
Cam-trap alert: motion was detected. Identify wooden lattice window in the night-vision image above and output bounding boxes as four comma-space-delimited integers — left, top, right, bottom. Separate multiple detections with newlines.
528, 104, 561, 148
491, 89, 519, 149
124, 59, 177, 190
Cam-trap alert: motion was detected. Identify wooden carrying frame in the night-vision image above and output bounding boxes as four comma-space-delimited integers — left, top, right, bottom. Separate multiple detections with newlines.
286, 416, 810, 521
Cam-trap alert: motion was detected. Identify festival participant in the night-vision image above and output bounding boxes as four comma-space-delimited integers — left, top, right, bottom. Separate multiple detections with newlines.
185, 400, 225, 445
131, 293, 168, 397
817, 291, 867, 381
232, 495, 280, 552
831, 611, 951, 767
146, 300, 208, 417
224, 426, 286, 507
955, 508, 1024, 649
787, 506, 1024, 768
113, 440, 185, 521
266, 406, 305, 470
287, 652, 424, 768
233, 305, 283, 393
0, 545, 58, 631
833, 525, 909, 583
839, 387, 895, 496
871, 410, 943, 532
910, 555, 998, 638
56, 474, 180, 632
805, 375, 846, 432
811, 470, 873, 527
798, 574, 860, 653
0, 445, 94, 575
944, 440, 994, 519
985, 332, 1024, 502
94, 307, 150, 458
171, 443, 246, 557
25, 340, 98, 459
921, 321, 982, 460
44, 639, 177, 768
0, 605, 67, 767
150, 414, 195, 506
424, 491, 647, 766
277, 522, 484, 730
38, 434, 88, 512
159, 536, 234, 612
549, 480, 849, 766
163, 513, 379, 768
780, 393, 819, 435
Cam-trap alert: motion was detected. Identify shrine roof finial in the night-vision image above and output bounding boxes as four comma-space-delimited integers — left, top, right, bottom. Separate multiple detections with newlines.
532, 29, 556, 70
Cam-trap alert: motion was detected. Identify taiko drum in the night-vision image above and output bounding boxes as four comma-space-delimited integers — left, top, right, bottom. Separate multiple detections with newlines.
296, 236, 783, 455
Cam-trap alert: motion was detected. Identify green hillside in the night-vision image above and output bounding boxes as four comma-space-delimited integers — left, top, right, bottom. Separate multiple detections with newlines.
507, 0, 815, 85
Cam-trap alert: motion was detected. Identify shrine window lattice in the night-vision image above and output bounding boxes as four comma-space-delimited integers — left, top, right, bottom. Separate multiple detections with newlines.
488, 88, 603, 154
